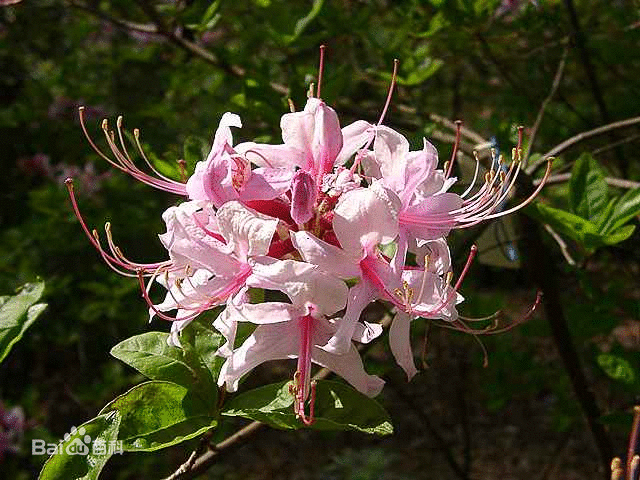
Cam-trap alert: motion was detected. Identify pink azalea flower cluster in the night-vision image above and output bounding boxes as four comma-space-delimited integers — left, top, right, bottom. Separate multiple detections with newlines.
68, 75, 549, 424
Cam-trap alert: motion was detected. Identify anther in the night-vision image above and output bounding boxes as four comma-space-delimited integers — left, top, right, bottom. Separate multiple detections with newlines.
611, 458, 623, 480
445, 271, 453, 287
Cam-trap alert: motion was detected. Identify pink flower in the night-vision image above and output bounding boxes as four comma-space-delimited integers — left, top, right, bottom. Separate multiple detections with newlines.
235, 98, 373, 226
217, 259, 383, 423
150, 200, 279, 346
186, 113, 293, 207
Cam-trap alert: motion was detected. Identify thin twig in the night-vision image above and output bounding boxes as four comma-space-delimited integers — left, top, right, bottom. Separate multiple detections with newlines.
543, 224, 577, 266
563, 0, 610, 125
524, 46, 569, 166
69, 1, 159, 33
592, 133, 640, 156
563, 0, 628, 176
534, 173, 640, 189
70, 0, 289, 96
527, 116, 640, 174
429, 113, 487, 145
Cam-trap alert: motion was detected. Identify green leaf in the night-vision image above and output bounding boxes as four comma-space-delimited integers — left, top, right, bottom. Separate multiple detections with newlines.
596, 353, 636, 384
198, 0, 222, 31
529, 202, 600, 249
569, 152, 608, 221
599, 187, 640, 234
99, 381, 217, 452
180, 318, 225, 381
39, 411, 121, 480
401, 59, 443, 86
110, 329, 219, 404
223, 380, 393, 436
283, 0, 324, 44
602, 224, 635, 246
0, 281, 46, 363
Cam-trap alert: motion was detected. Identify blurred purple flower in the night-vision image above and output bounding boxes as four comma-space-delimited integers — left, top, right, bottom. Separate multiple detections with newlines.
56, 162, 112, 197
17, 153, 53, 178
47, 96, 107, 121
0, 402, 25, 460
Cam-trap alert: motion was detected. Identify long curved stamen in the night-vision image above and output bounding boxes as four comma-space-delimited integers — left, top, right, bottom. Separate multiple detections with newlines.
104, 222, 169, 271
460, 151, 482, 198
451, 290, 543, 337
412, 245, 477, 318
91, 229, 139, 277
398, 156, 552, 232
349, 59, 399, 175
480, 159, 553, 220
378, 59, 399, 126
137, 270, 200, 322
316, 45, 326, 99
66, 179, 147, 277
132, 128, 180, 184
243, 148, 274, 168
78, 107, 187, 195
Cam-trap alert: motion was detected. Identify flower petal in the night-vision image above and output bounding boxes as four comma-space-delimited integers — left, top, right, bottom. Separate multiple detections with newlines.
333, 183, 399, 254
373, 126, 409, 192
311, 101, 343, 176
336, 120, 374, 166
290, 169, 317, 225
235, 142, 302, 169
291, 231, 360, 279
389, 311, 418, 380
248, 257, 348, 315
322, 281, 376, 355
311, 344, 385, 397
400, 193, 463, 240
218, 322, 299, 391
216, 201, 278, 259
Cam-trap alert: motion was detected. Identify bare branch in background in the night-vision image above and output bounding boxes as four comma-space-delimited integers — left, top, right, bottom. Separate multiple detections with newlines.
527, 116, 640, 175
69, 1, 158, 33
524, 46, 569, 167
543, 224, 577, 266
535, 173, 640, 189
69, 0, 289, 96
